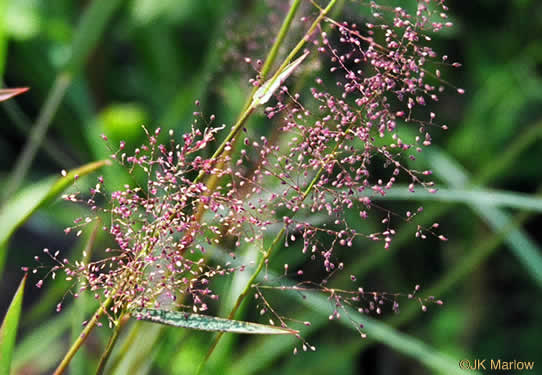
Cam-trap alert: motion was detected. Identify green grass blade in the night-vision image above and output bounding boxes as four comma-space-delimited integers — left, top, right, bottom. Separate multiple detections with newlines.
132, 308, 298, 335
12, 306, 73, 373
301, 290, 478, 375
375, 186, 542, 212
66, 0, 125, 74
251, 51, 309, 108
470, 203, 542, 285
0, 0, 6, 79
1, 98, 75, 168
231, 275, 471, 375
4, 0, 124, 200
3, 74, 72, 201
0, 160, 110, 274
205, 246, 470, 375
425, 149, 542, 287
108, 323, 160, 375
0, 274, 27, 374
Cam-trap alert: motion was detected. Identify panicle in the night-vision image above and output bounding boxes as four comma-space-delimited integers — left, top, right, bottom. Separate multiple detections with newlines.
31, 0, 456, 339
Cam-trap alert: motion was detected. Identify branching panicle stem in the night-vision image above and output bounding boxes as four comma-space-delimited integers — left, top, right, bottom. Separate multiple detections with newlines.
53, 297, 113, 375
198, 120, 345, 372
194, 0, 337, 185
53, 0, 330, 371
50, 0, 457, 371
95, 312, 127, 375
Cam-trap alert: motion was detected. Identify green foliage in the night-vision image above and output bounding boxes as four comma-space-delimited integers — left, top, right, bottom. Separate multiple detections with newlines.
378, 186, 542, 212
65, 0, 125, 74
12, 307, 72, 373
0, 160, 109, 274
251, 51, 309, 108
133, 308, 298, 335
1, 0, 541, 374
0, 274, 27, 375
422, 148, 542, 287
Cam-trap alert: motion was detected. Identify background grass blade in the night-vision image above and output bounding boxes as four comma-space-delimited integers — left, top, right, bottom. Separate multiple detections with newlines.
66, 0, 125, 74
0, 97, 75, 168
336, 310, 476, 375
471, 204, 542, 285
132, 308, 298, 335
375, 186, 542, 212
12, 306, 74, 373
3, 74, 72, 201
4, 0, 124, 200
0, 160, 110, 274
0, 274, 27, 375
107, 323, 161, 375
228, 265, 473, 375
424, 148, 542, 288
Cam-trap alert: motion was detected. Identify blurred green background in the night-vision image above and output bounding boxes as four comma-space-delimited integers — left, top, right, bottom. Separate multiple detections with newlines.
1, 0, 541, 374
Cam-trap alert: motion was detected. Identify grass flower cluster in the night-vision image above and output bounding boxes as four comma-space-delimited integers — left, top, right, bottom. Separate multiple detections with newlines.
22, 0, 462, 373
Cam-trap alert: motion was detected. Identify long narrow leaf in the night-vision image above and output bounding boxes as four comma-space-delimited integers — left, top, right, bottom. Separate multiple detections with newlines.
0, 160, 110, 273
12, 306, 73, 373
374, 186, 542, 212
424, 149, 542, 287
107, 323, 161, 375
251, 51, 309, 108
0, 274, 27, 374
5, 0, 124, 201
472, 205, 542, 284
204, 247, 470, 375
301, 290, 478, 375
66, 0, 125, 74
3, 75, 72, 201
132, 308, 297, 335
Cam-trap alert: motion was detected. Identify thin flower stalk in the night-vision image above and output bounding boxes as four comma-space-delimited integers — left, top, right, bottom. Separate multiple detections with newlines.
194, 0, 338, 186
32, 0, 462, 372
53, 296, 113, 375
199, 114, 350, 369
95, 311, 127, 375
193, 0, 337, 224
51, 0, 334, 370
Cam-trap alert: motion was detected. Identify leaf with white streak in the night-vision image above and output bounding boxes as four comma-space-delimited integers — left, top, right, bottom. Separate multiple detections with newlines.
251, 51, 309, 107
132, 308, 298, 335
